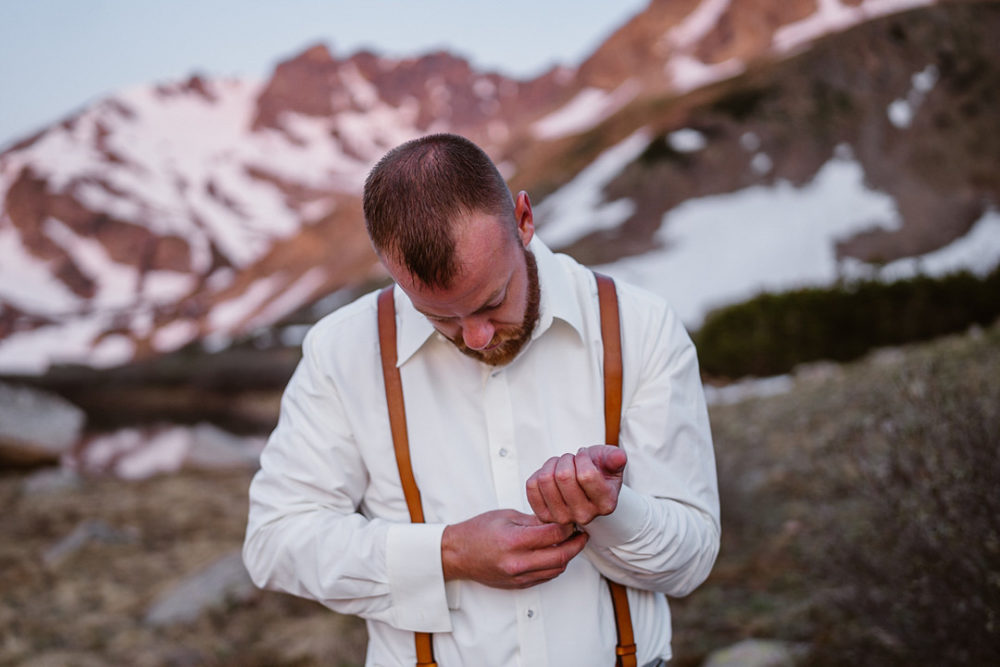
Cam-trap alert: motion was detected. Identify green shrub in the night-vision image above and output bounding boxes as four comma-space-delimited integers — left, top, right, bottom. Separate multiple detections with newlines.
693, 264, 1000, 378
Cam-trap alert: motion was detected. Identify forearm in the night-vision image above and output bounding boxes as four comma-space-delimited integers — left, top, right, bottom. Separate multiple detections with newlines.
243, 467, 451, 630
582, 485, 720, 596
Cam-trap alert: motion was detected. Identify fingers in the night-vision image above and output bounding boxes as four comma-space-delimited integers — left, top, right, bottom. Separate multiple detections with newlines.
506, 531, 588, 587
443, 510, 585, 588
574, 448, 621, 516
515, 515, 577, 548
527, 447, 628, 525
525, 457, 559, 523
526, 453, 581, 524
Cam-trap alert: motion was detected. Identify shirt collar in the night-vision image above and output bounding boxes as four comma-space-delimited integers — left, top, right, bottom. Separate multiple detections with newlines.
394, 236, 585, 367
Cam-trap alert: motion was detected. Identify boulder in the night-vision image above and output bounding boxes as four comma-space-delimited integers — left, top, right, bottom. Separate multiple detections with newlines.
21, 467, 83, 496
702, 639, 810, 667
43, 519, 137, 568
184, 423, 265, 471
144, 550, 257, 626
0, 381, 85, 465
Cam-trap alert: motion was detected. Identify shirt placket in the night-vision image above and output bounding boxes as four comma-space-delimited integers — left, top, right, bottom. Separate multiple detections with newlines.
483, 365, 549, 666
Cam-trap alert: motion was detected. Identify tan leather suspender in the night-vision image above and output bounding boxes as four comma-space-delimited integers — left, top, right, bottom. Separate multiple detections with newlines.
376, 272, 635, 667
377, 286, 437, 667
594, 272, 638, 667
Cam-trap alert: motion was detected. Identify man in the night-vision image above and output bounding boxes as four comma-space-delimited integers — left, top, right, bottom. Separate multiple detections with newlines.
243, 134, 720, 666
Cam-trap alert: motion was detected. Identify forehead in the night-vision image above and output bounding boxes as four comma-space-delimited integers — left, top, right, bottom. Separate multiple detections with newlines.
394, 212, 519, 316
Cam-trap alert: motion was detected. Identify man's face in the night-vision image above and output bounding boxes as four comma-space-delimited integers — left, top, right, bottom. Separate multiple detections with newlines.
383, 196, 539, 366
448, 245, 539, 366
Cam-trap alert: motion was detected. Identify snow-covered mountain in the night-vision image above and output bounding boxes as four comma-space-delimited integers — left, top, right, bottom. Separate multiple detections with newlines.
1, 0, 997, 375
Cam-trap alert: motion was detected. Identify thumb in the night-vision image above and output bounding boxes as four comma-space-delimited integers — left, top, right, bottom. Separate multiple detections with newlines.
593, 445, 627, 475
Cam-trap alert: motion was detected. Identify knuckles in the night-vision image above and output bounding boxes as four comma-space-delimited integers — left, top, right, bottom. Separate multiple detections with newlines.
554, 467, 576, 484
576, 468, 602, 486
596, 498, 617, 515
499, 556, 524, 578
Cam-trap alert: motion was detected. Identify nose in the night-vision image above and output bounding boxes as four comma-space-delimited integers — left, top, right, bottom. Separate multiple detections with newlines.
461, 317, 496, 350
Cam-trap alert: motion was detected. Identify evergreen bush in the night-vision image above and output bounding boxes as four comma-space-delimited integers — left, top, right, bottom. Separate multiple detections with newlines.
693, 264, 1000, 377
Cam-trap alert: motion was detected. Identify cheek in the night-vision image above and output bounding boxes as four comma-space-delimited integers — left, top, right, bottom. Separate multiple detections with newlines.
499, 279, 529, 325
432, 321, 461, 339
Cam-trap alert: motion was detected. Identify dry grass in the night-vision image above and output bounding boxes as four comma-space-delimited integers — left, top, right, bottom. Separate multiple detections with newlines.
671, 319, 1000, 665
0, 470, 366, 666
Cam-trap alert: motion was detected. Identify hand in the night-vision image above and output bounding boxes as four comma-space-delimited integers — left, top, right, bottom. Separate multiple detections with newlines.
441, 509, 588, 589
525, 445, 627, 526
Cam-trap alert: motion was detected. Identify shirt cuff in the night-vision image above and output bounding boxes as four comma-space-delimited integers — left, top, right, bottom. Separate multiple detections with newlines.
386, 522, 452, 632
583, 485, 648, 546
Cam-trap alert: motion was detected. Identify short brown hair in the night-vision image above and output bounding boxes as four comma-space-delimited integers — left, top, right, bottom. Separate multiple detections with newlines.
363, 133, 515, 289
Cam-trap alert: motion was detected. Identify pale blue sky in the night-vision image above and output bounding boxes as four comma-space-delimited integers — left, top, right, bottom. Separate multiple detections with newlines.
0, 0, 648, 147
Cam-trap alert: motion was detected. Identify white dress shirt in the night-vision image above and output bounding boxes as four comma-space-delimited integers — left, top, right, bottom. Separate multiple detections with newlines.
243, 237, 720, 667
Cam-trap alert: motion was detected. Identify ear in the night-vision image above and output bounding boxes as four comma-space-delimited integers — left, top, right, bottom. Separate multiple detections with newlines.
513, 191, 535, 247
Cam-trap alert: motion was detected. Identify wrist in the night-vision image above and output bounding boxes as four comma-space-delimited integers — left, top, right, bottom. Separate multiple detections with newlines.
441, 523, 463, 581
582, 485, 647, 545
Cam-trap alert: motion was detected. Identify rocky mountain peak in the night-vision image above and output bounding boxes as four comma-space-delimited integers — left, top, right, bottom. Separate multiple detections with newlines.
4, 0, 996, 377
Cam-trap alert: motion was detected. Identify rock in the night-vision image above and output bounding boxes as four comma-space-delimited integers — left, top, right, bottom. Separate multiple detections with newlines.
703, 375, 795, 406
43, 519, 137, 567
144, 550, 257, 626
17, 651, 106, 667
0, 381, 85, 465
21, 467, 83, 496
702, 639, 810, 667
184, 423, 265, 471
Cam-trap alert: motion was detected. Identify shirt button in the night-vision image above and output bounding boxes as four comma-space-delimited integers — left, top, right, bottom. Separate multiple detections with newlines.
499, 448, 508, 458
526, 609, 535, 618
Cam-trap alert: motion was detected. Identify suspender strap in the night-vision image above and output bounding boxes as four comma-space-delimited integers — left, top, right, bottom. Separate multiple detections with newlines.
595, 272, 638, 667
377, 286, 437, 667
596, 273, 623, 447
377, 277, 636, 666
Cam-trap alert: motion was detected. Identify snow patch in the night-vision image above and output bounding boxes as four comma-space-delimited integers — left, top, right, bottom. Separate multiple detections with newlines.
339, 62, 379, 109
536, 129, 652, 248
78, 423, 265, 479
152, 319, 200, 353
299, 197, 337, 222
887, 100, 914, 128
142, 271, 196, 304
750, 152, 773, 175
0, 225, 82, 316
473, 78, 497, 99
774, 0, 935, 54
242, 267, 328, 331
0, 313, 120, 374
740, 132, 762, 152
532, 80, 640, 140
89, 334, 136, 369
667, 0, 732, 50
668, 128, 707, 153
207, 275, 285, 335
887, 64, 939, 129
595, 153, 903, 327
843, 209, 1000, 281
667, 55, 745, 95
43, 218, 139, 310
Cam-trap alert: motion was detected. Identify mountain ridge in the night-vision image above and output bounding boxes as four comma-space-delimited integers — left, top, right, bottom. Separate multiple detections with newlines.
2, 0, 997, 375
